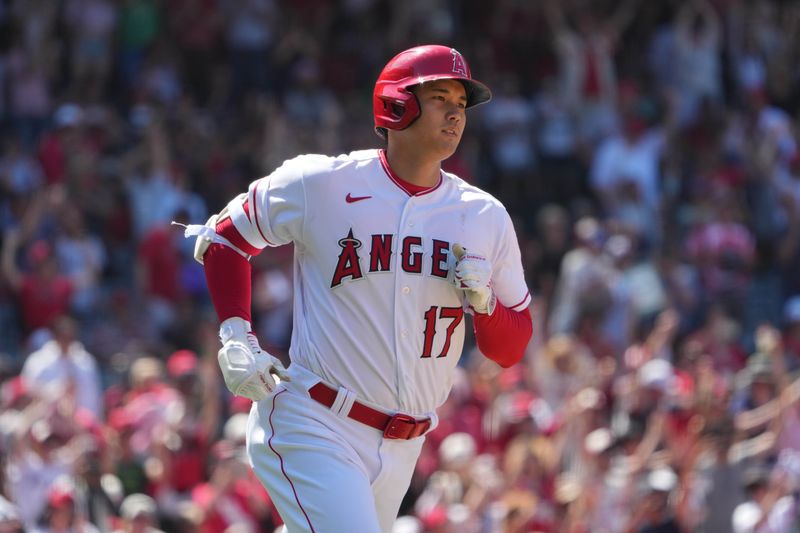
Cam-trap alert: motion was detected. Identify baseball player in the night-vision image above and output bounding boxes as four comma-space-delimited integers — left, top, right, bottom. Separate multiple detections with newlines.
185, 45, 533, 532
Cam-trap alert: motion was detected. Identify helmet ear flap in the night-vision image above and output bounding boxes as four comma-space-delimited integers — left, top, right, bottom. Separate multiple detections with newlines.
401, 91, 421, 128
378, 97, 406, 121
389, 102, 404, 119
374, 84, 421, 134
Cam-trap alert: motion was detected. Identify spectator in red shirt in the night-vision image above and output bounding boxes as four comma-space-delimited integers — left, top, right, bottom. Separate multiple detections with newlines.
149, 350, 219, 505
685, 194, 755, 311
191, 441, 274, 533
135, 212, 189, 332
36, 104, 85, 185
2, 234, 73, 335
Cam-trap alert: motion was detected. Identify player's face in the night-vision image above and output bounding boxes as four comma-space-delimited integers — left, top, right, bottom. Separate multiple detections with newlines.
405, 79, 467, 159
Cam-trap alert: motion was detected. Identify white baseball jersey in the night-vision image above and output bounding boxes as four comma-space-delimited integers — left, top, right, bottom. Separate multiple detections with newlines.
227, 148, 530, 415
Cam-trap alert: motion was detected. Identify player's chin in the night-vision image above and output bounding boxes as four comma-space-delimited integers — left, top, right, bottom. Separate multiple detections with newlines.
436, 134, 462, 159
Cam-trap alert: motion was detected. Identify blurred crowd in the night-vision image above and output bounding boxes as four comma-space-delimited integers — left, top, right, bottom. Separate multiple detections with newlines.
1, 0, 800, 531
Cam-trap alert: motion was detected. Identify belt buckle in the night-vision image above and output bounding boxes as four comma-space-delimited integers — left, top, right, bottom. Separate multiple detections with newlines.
383, 413, 418, 440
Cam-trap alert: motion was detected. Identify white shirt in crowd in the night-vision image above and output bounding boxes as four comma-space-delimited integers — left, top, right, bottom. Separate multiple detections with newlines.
22, 340, 103, 418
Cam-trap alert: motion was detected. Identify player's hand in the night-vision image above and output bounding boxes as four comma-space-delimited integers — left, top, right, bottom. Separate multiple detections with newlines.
451, 243, 496, 315
217, 317, 290, 401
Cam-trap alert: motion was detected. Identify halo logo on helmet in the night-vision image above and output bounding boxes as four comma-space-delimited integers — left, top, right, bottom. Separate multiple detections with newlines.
373, 45, 492, 139
451, 49, 468, 77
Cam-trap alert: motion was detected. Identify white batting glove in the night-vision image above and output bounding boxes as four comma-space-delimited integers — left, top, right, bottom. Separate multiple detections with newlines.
452, 243, 496, 315
217, 317, 290, 401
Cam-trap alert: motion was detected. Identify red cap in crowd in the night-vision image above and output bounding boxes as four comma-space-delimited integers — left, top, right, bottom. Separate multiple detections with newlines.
47, 486, 75, 509
108, 408, 134, 433
167, 350, 198, 378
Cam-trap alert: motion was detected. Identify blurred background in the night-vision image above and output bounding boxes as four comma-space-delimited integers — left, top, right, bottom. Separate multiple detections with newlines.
1, 0, 800, 531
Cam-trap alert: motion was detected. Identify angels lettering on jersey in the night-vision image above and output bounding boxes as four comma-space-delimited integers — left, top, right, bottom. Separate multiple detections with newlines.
331, 228, 451, 288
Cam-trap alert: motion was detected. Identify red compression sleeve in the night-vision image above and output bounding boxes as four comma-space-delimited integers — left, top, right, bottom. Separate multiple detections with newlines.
204, 244, 252, 323
473, 303, 533, 368
203, 215, 262, 323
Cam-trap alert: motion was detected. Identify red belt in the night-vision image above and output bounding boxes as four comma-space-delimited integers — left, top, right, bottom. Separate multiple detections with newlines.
308, 382, 431, 440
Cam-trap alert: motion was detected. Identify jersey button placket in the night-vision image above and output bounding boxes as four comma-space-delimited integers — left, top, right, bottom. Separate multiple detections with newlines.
394, 196, 418, 410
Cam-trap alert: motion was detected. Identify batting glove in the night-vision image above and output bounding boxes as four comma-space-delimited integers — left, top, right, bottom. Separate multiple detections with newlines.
452, 243, 496, 315
217, 317, 290, 401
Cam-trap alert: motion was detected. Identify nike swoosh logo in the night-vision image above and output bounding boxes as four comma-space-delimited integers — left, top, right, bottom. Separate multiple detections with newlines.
346, 193, 372, 203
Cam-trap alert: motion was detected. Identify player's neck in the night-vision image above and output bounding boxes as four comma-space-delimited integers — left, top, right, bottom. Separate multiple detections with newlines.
384, 145, 441, 188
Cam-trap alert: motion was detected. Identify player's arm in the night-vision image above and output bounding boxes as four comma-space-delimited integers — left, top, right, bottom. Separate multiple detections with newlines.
185, 163, 305, 401
190, 203, 290, 401
473, 302, 532, 368
451, 244, 533, 368
200, 205, 261, 324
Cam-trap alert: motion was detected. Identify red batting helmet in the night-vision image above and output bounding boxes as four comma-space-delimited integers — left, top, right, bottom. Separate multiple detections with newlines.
373, 45, 492, 139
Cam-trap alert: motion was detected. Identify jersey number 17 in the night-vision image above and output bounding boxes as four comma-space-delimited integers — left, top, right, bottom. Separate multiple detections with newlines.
421, 306, 464, 358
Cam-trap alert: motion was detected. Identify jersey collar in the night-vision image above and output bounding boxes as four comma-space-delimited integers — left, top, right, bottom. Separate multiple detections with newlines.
378, 149, 443, 197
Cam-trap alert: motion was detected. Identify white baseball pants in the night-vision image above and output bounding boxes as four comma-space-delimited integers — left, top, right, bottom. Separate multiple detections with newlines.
246, 365, 426, 532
